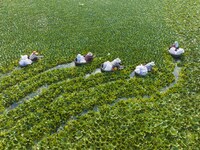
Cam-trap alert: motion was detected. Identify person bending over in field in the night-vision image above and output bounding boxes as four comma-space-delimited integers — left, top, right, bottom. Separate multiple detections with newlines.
101, 58, 123, 71
84, 52, 94, 62
76, 54, 87, 63
19, 55, 32, 67
134, 61, 155, 76
145, 61, 155, 72
168, 41, 184, 58
29, 51, 43, 61
75, 52, 94, 64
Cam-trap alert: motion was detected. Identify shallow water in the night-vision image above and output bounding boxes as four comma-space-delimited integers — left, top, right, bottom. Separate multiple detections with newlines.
6, 101, 23, 112
93, 105, 99, 112
5, 84, 49, 112
79, 109, 88, 116
130, 71, 135, 78
0, 67, 22, 78
48, 62, 75, 71
85, 68, 102, 78
160, 64, 181, 93
110, 97, 128, 106
21, 84, 49, 101
143, 95, 150, 99
174, 58, 181, 63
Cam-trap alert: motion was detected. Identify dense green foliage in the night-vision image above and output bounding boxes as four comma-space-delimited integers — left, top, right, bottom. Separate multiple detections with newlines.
0, 0, 199, 149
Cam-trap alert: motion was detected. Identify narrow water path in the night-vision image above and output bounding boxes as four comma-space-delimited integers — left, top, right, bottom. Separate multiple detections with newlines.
85, 68, 101, 78
129, 59, 182, 93
48, 62, 75, 71
2, 60, 182, 114
53, 60, 183, 135
130, 71, 135, 78
5, 84, 49, 112
160, 63, 181, 93
2, 67, 101, 113
0, 67, 21, 78
0, 62, 75, 80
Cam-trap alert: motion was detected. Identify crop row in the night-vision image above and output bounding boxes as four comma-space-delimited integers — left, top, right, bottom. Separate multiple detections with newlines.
0, 70, 175, 149
0, 63, 174, 130
0, 79, 150, 148
0, 70, 129, 129
0, 57, 74, 91
35, 101, 159, 149
1, 68, 80, 107
0, 59, 105, 108
35, 92, 199, 150
0, 56, 174, 109
0, 49, 169, 92
31, 68, 199, 150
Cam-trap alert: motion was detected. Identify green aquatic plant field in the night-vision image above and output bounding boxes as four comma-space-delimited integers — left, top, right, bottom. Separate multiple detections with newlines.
0, 0, 199, 149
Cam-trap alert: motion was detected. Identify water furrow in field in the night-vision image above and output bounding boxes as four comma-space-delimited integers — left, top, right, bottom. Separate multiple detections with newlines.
0, 67, 21, 78
0, 64, 91, 107
53, 94, 149, 137
85, 68, 102, 78
160, 62, 181, 93
47, 61, 75, 71
0, 61, 76, 92
0, 72, 128, 130
7, 78, 133, 145
5, 84, 49, 112
3, 67, 103, 111
130, 71, 136, 78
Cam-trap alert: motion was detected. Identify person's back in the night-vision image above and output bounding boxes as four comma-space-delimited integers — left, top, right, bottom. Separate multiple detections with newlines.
169, 46, 184, 56
76, 54, 86, 63
102, 61, 113, 71
84, 52, 93, 62
29, 51, 39, 61
135, 64, 148, 76
145, 62, 155, 72
19, 55, 32, 67
169, 41, 184, 56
